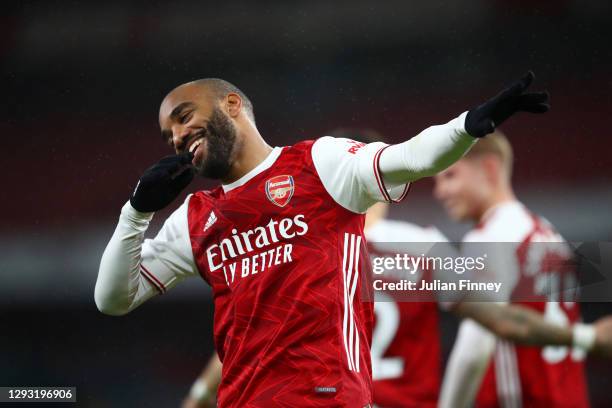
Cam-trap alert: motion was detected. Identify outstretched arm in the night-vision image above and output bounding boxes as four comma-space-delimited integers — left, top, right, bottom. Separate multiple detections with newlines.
443, 303, 612, 406
453, 301, 596, 350
378, 113, 475, 184
312, 72, 550, 214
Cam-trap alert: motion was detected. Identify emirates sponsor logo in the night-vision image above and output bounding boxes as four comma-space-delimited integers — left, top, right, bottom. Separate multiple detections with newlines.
206, 214, 309, 285
265, 175, 294, 207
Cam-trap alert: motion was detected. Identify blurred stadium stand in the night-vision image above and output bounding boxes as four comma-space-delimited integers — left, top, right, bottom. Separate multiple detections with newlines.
2, 1, 611, 406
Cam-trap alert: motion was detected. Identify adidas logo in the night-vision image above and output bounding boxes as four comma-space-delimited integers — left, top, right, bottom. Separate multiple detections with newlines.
204, 211, 218, 232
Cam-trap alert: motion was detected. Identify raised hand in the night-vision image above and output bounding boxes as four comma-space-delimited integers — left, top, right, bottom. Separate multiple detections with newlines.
130, 153, 194, 212
465, 71, 550, 138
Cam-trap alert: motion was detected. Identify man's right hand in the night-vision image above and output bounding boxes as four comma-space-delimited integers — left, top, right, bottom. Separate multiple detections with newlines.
130, 153, 194, 212
465, 71, 550, 138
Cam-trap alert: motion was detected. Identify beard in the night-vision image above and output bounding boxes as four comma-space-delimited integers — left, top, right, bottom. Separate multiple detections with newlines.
195, 107, 238, 179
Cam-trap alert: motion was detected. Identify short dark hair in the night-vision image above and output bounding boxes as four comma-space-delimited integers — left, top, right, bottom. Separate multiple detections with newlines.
194, 78, 255, 122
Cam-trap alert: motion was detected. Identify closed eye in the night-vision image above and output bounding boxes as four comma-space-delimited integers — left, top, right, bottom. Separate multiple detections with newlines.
179, 111, 193, 124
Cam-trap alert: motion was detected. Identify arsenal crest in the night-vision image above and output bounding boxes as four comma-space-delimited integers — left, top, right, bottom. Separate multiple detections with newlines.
265, 175, 294, 207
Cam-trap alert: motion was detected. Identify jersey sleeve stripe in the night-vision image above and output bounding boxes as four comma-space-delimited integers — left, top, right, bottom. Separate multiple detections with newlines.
505, 342, 521, 406
494, 343, 509, 407
372, 147, 392, 202
373, 145, 410, 204
139, 263, 166, 293
495, 341, 522, 408
394, 182, 411, 203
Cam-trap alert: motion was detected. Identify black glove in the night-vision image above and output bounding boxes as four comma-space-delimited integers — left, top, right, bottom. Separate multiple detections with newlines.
465, 71, 550, 138
130, 153, 195, 212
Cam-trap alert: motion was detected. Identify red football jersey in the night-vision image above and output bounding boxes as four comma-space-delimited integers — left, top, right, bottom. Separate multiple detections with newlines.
136, 136, 410, 406
366, 220, 446, 408
473, 204, 589, 408
183, 139, 409, 407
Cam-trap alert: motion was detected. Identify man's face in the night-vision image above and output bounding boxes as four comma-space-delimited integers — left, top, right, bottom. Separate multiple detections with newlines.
159, 85, 239, 179
434, 158, 490, 222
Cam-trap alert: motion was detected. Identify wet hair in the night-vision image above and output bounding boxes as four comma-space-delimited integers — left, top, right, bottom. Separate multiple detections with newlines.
193, 78, 255, 122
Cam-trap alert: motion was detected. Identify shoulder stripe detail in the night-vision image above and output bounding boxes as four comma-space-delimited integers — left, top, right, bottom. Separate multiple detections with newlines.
139, 263, 166, 294
373, 147, 391, 202
342, 232, 362, 373
373, 146, 410, 204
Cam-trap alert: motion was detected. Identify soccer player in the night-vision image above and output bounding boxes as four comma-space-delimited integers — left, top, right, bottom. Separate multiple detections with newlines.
93, 73, 603, 407
435, 132, 592, 407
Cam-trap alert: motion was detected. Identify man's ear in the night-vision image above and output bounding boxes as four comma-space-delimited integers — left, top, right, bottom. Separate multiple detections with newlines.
481, 154, 502, 185
225, 93, 242, 118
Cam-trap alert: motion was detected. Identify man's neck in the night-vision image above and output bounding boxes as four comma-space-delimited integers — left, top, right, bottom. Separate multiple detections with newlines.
477, 188, 517, 223
222, 129, 273, 185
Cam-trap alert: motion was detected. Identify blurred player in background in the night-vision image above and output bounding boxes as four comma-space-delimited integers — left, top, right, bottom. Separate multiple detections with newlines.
436, 132, 590, 408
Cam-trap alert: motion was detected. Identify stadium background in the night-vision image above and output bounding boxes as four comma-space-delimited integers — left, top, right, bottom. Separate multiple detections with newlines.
1, 1, 611, 406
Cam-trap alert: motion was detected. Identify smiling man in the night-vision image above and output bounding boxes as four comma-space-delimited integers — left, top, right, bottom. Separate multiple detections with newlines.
95, 74, 553, 407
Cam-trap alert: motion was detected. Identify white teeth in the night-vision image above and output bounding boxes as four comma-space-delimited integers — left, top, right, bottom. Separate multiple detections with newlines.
189, 138, 204, 153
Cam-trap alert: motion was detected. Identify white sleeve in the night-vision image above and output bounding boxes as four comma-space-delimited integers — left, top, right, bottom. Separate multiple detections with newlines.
462, 230, 520, 303
312, 137, 410, 213
438, 319, 496, 408
311, 112, 476, 213
94, 198, 198, 315
378, 111, 476, 184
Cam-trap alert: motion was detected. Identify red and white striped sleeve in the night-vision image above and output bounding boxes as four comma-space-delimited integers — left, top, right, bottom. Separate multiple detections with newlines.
311, 137, 410, 214
139, 198, 198, 294
95, 197, 198, 315
311, 111, 475, 213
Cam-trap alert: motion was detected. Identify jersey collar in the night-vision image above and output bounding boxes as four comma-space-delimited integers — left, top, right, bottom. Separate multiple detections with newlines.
222, 147, 283, 193
477, 200, 523, 228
